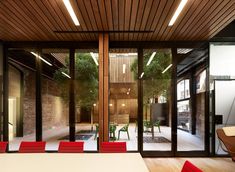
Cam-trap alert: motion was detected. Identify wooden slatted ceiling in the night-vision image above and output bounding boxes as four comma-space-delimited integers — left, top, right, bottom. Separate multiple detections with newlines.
0, 0, 235, 41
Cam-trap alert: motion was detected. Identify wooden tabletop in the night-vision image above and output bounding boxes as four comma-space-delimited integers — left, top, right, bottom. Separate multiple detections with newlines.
0, 153, 149, 172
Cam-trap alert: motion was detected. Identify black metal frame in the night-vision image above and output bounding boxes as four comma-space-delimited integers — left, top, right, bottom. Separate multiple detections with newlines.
2, 40, 211, 156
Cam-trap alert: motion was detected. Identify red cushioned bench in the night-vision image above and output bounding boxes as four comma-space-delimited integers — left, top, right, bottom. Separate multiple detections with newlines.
58, 141, 84, 153
19, 141, 46, 153
0, 142, 8, 153
100, 142, 126, 153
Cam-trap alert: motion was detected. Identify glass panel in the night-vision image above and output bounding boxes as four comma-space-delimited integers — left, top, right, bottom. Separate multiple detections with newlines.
177, 79, 190, 100
8, 48, 36, 150
177, 100, 190, 132
177, 74, 205, 151
177, 80, 185, 100
215, 81, 235, 154
75, 50, 99, 151
41, 49, 69, 151
210, 43, 235, 155
0, 44, 3, 141
109, 49, 138, 151
142, 49, 172, 151
185, 79, 190, 99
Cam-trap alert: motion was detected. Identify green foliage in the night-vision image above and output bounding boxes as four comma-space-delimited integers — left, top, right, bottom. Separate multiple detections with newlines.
54, 53, 98, 109
131, 50, 172, 104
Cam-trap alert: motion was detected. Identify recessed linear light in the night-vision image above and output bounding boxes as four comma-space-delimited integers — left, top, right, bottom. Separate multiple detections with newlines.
168, 0, 188, 26
30, 52, 52, 66
123, 64, 126, 74
140, 72, 144, 78
162, 64, 173, 74
90, 52, 99, 66
63, 0, 80, 26
62, 72, 71, 78
146, 52, 156, 66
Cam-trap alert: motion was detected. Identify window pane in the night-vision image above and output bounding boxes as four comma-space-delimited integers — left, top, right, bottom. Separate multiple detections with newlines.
75, 50, 99, 151
8, 48, 36, 151
109, 49, 138, 151
41, 49, 69, 151
143, 49, 172, 151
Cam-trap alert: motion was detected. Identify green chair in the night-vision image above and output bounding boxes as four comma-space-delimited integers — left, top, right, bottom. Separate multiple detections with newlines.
154, 120, 161, 133
118, 123, 130, 140
109, 124, 117, 141
143, 120, 152, 132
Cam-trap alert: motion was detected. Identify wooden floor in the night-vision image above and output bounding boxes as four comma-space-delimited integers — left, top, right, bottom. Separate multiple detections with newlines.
144, 158, 235, 172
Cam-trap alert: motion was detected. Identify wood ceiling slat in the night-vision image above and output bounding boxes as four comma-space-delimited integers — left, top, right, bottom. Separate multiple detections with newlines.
111, 0, 119, 40
172, 0, 210, 40
35, 0, 66, 41
0, 0, 235, 41
133, 0, 147, 41
146, 0, 167, 40
90, 0, 103, 30
97, 0, 109, 30
0, 13, 31, 40
138, 0, 154, 41
162, 0, 195, 41
2, 1, 46, 40
45, 0, 75, 41
54, 0, 83, 41
83, 0, 99, 31
76, 0, 96, 40
71, 0, 94, 40
0, 24, 20, 41
19, 0, 59, 40
0, 1, 40, 40
157, 0, 180, 41
119, 0, 125, 41
140, 0, 160, 41
190, 1, 234, 40
200, 2, 235, 40
150, 0, 175, 40
104, 0, 114, 40
26, 0, 62, 41
207, 15, 235, 40
124, 0, 132, 41
129, 0, 139, 41
165, 0, 201, 41
179, 0, 220, 40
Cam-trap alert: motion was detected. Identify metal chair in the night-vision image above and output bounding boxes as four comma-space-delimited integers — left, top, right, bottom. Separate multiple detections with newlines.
118, 123, 130, 140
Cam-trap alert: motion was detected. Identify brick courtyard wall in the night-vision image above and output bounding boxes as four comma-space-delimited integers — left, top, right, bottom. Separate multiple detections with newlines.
23, 70, 68, 135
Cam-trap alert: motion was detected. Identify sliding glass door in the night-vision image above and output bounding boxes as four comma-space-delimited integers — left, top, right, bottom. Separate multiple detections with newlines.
142, 49, 173, 154
109, 49, 138, 151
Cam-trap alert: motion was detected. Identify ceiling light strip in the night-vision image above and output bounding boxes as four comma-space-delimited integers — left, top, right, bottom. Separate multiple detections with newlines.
30, 52, 52, 66
146, 52, 156, 66
63, 0, 80, 26
140, 72, 144, 78
90, 52, 99, 66
169, 0, 188, 26
62, 72, 71, 78
123, 64, 126, 74
162, 64, 173, 74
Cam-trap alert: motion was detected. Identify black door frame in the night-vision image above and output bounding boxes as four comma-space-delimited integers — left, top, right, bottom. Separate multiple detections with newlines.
3, 40, 209, 156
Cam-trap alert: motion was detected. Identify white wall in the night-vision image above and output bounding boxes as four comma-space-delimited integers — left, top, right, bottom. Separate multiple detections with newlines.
215, 81, 235, 125
210, 44, 235, 76
215, 80, 235, 154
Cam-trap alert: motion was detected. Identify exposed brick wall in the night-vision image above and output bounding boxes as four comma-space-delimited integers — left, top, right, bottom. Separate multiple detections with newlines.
196, 92, 205, 139
23, 70, 69, 135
